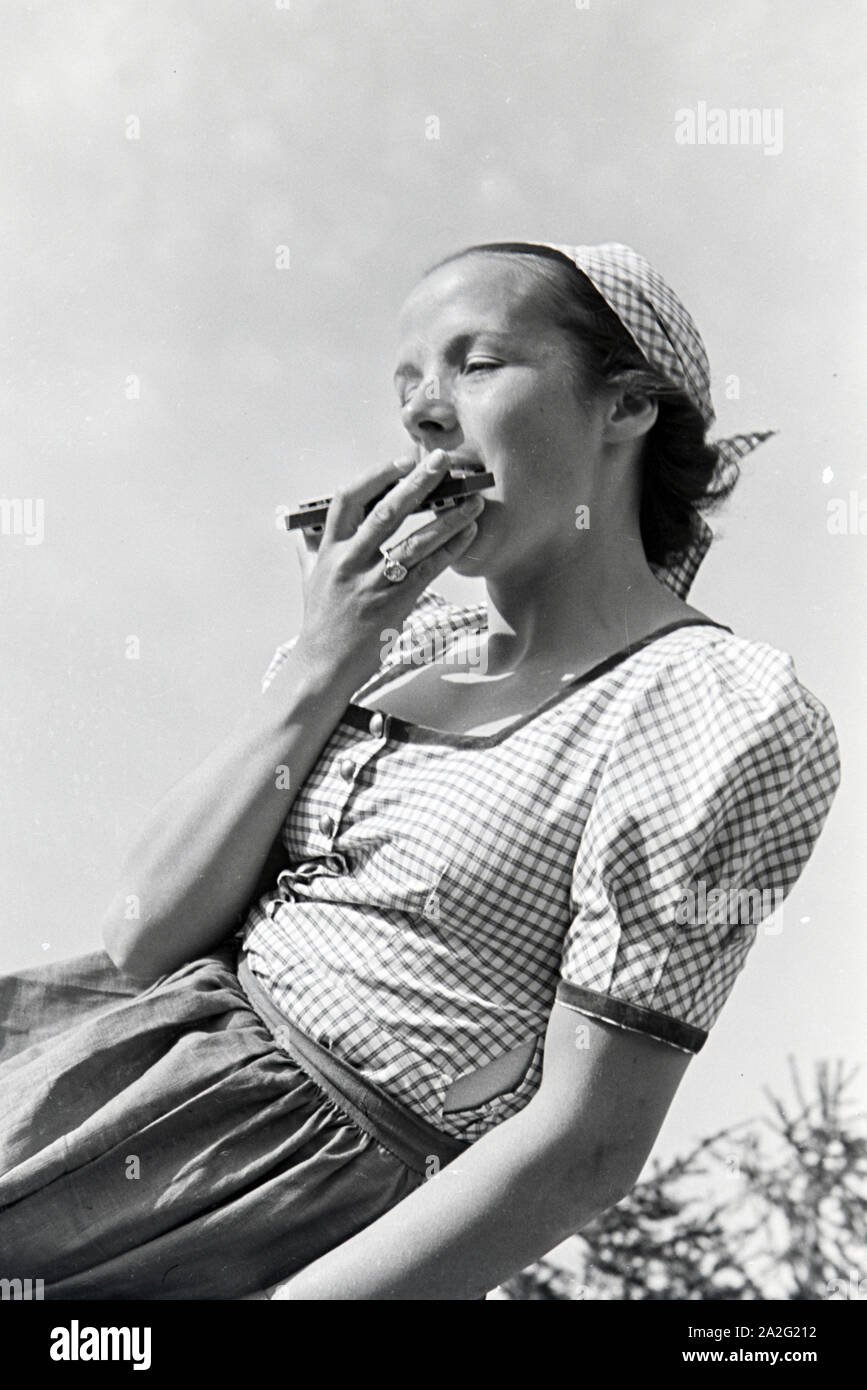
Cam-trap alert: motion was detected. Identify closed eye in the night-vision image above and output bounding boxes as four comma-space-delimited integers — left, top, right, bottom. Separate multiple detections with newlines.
464, 359, 501, 374
395, 358, 502, 405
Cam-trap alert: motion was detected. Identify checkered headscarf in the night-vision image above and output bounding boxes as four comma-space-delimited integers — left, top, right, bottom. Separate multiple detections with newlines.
531, 240, 776, 599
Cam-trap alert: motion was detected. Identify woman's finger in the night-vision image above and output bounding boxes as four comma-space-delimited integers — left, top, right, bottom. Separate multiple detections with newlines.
401, 515, 481, 600
291, 525, 322, 585
384, 493, 486, 570
323, 453, 420, 542
345, 448, 455, 554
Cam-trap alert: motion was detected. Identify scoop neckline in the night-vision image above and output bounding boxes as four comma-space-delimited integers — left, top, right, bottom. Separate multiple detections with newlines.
342, 616, 734, 748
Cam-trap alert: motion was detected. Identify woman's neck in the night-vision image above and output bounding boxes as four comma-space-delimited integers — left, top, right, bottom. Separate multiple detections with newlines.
482, 533, 702, 677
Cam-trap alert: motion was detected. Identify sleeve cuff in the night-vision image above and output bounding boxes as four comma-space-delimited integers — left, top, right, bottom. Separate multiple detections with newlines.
555, 980, 708, 1054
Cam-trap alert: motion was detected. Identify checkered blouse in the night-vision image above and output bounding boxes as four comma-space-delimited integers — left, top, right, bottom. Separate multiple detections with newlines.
240, 577, 840, 1143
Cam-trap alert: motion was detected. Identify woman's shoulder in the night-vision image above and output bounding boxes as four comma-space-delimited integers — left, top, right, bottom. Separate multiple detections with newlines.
411, 588, 833, 730
405, 588, 828, 704
620, 621, 839, 766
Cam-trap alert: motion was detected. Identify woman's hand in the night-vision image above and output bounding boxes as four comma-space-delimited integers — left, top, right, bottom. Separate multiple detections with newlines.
100, 447, 482, 981
290, 448, 484, 693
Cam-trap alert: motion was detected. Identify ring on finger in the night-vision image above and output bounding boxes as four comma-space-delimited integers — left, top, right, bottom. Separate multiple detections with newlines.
380, 544, 409, 584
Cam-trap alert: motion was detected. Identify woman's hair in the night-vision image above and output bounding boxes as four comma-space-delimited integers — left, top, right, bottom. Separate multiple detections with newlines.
425, 242, 738, 569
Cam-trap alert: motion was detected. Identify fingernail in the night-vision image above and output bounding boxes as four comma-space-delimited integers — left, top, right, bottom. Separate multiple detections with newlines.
392, 456, 415, 474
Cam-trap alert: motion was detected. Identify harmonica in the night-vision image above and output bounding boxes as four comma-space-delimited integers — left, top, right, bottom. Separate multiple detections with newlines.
281, 469, 495, 533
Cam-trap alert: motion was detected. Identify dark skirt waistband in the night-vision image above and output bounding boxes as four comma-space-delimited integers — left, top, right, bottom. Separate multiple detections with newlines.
236, 951, 468, 1178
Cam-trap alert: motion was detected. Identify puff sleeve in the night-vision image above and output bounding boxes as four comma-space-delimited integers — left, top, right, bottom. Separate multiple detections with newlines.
556, 639, 841, 1052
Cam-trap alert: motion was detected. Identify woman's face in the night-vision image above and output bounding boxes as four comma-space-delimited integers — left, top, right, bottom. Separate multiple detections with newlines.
394, 253, 611, 581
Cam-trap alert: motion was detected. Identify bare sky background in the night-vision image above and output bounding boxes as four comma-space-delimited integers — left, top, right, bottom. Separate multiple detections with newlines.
1, 0, 864, 1173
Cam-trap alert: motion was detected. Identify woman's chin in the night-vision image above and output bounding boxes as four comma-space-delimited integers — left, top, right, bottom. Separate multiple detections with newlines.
449, 542, 486, 577
449, 510, 496, 576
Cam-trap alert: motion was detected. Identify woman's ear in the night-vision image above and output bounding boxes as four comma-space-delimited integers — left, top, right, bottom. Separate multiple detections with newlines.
603, 390, 659, 444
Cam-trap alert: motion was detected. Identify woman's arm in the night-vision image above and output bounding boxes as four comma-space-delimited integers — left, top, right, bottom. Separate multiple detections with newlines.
266, 1000, 691, 1300
100, 448, 481, 982
100, 650, 360, 981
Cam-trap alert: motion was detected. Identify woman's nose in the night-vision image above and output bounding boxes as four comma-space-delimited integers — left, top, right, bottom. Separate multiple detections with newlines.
401, 377, 459, 438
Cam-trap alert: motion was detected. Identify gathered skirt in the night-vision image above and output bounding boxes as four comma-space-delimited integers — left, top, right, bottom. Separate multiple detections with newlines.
0, 942, 464, 1300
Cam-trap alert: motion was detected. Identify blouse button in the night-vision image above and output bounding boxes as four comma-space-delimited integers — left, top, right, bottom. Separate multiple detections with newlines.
318, 812, 336, 838
339, 757, 357, 782
368, 711, 385, 738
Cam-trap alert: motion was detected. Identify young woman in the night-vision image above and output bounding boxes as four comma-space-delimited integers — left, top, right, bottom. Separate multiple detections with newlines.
0, 241, 841, 1300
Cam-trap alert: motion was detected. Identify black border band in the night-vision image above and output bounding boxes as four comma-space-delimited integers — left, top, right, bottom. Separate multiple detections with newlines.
555, 981, 708, 1054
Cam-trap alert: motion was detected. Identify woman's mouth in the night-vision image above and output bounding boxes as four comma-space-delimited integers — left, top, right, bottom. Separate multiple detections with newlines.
444, 451, 487, 475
